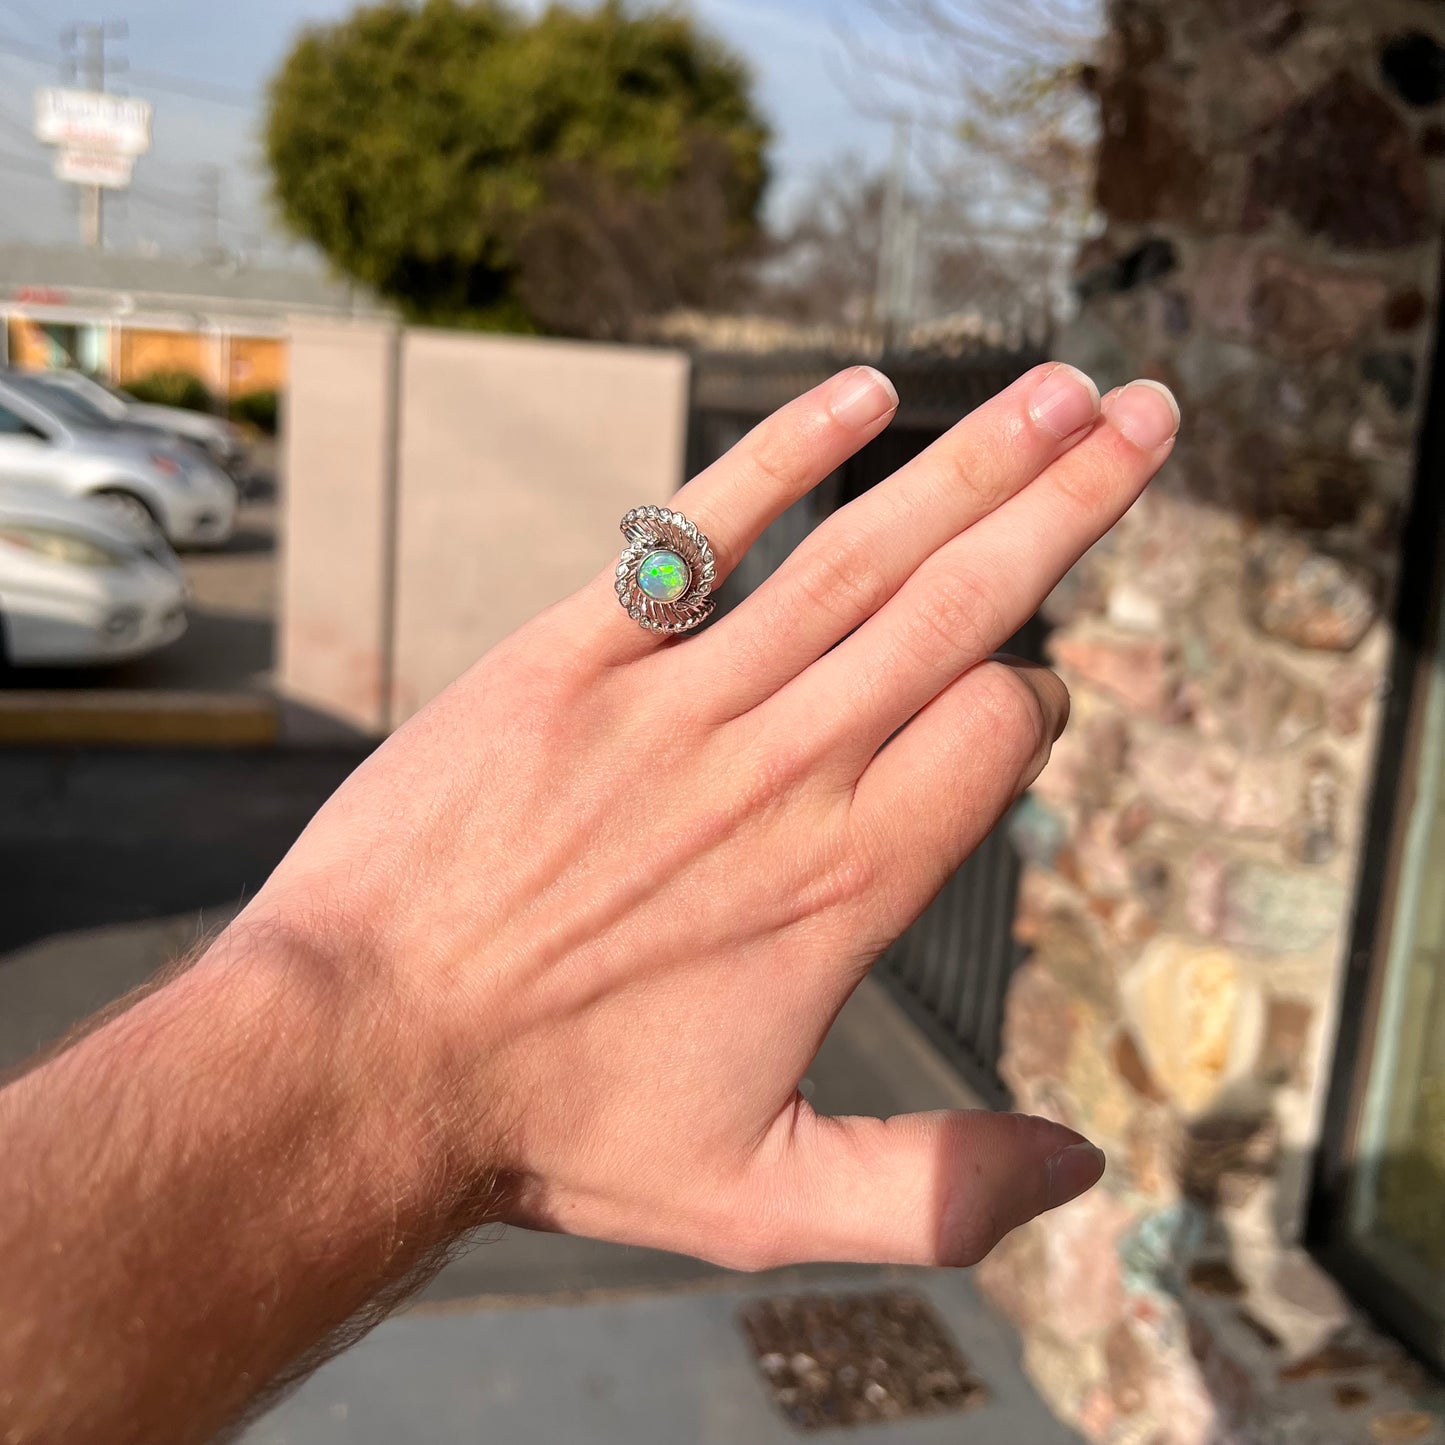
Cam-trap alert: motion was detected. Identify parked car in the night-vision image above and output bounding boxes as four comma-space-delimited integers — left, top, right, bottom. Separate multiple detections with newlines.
0, 484, 187, 668
23, 369, 249, 477
0, 376, 237, 548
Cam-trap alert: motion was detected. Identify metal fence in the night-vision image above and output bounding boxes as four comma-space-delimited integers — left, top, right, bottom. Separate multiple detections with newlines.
687, 348, 1047, 1105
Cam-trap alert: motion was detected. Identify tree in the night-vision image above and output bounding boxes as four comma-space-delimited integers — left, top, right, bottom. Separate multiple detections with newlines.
264, 0, 771, 334
756, 161, 890, 330
845, 0, 1101, 243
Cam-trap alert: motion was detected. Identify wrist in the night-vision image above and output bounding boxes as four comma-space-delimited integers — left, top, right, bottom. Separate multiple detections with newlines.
197, 905, 508, 1239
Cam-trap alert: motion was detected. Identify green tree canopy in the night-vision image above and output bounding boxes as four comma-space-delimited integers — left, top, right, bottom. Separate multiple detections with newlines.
264, 0, 771, 335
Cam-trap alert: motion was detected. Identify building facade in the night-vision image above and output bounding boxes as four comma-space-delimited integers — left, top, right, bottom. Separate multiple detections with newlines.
975, 2, 1445, 1440
0, 243, 383, 398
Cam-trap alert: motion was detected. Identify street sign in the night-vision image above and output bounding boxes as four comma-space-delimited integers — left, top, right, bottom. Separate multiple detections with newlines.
53, 147, 135, 190
34, 88, 152, 159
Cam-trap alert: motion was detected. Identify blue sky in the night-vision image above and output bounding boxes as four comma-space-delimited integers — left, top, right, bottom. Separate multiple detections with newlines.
0, 0, 905, 261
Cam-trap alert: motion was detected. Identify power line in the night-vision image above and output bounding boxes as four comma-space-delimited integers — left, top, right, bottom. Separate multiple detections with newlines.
0, 148, 52, 180
0, 100, 36, 144
0, 0, 49, 43
0, 27, 53, 64
127, 182, 196, 216
126, 68, 253, 109
0, 31, 254, 109
1, 22, 278, 254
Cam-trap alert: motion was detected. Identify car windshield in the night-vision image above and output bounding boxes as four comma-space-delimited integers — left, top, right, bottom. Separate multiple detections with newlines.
8, 377, 120, 431
55, 373, 131, 419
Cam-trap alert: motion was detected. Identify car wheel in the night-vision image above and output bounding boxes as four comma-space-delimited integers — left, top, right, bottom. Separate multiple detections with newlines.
92, 489, 162, 538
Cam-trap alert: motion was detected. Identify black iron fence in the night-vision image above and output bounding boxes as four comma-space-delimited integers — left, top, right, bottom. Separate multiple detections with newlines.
686, 348, 1047, 1106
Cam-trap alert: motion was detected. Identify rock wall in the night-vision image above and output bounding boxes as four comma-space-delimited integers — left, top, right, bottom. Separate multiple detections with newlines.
979, 3, 1445, 1440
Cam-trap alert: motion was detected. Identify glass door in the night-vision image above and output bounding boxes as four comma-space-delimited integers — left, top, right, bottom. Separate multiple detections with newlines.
1341, 610, 1445, 1354
1314, 394, 1445, 1367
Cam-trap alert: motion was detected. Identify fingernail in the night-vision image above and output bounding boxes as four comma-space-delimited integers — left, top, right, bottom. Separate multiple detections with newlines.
1046, 1142, 1106, 1209
1029, 363, 1100, 438
829, 366, 899, 428
1104, 379, 1180, 450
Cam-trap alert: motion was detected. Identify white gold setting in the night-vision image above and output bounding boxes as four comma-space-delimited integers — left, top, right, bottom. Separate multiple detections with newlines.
615, 506, 717, 635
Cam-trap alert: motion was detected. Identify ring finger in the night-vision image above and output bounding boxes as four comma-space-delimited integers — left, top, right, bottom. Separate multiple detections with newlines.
589, 366, 900, 663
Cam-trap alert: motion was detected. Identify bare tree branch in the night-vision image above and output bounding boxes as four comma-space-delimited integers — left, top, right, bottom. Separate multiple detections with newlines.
847, 0, 1102, 240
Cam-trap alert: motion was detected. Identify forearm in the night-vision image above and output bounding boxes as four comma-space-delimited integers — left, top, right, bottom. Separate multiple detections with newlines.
0, 922, 498, 1445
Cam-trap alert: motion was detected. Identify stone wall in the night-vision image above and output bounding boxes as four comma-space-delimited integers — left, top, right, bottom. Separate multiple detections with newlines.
978, 2, 1445, 1440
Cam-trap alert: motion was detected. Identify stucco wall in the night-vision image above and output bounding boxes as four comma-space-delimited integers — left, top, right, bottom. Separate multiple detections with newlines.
389, 331, 689, 721
277, 323, 689, 736
278, 319, 399, 740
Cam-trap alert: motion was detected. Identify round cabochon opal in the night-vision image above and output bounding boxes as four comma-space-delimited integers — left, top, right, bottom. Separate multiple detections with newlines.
637, 549, 692, 604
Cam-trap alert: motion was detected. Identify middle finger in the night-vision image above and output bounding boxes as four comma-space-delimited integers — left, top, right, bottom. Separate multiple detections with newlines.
686, 362, 1100, 713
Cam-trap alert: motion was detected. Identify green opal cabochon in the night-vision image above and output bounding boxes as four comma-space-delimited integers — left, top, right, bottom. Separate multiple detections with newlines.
638, 549, 691, 603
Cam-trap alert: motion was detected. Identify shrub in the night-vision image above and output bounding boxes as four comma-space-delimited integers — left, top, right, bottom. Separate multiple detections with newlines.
125, 370, 214, 413
229, 389, 280, 436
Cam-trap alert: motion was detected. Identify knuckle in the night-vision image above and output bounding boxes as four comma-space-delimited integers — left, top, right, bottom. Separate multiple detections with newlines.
932, 429, 1013, 513
904, 568, 999, 664
731, 737, 814, 816
1050, 451, 1118, 517
735, 405, 826, 503
804, 841, 879, 917
737, 425, 797, 494
791, 530, 893, 626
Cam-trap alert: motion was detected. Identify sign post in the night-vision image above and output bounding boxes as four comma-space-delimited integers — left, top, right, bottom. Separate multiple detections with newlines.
33, 88, 153, 249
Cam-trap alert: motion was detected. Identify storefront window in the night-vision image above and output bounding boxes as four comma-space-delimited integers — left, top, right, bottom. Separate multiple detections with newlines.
1335, 592, 1445, 1365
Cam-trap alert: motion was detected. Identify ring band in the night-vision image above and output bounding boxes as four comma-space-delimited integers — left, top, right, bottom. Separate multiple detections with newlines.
615, 507, 717, 635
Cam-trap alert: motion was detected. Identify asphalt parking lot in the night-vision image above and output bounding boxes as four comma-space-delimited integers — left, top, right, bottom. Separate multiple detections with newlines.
1, 448, 279, 696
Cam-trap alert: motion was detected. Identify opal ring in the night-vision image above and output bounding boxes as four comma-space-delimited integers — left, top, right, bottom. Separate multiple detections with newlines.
615, 506, 718, 635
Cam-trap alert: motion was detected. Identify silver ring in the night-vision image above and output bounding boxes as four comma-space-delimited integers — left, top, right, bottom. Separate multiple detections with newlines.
615, 506, 717, 635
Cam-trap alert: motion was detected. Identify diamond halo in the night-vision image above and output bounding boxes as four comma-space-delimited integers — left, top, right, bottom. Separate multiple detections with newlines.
615, 506, 717, 635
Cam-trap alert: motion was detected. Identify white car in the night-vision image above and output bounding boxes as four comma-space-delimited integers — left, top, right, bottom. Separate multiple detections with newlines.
0, 377, 237, 548
23, 369, 249, 477
0, 485, 188, 667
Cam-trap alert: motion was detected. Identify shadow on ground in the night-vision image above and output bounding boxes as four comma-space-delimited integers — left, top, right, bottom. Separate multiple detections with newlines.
0, 748, 364, 962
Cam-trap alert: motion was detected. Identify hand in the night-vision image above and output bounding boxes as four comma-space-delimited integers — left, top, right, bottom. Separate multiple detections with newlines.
244, 363, 1179, 1272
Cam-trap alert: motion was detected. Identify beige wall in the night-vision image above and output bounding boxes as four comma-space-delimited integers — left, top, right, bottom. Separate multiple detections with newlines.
389, 330, 689, 721
278, 322, 689, 737
278, 319, 399, 740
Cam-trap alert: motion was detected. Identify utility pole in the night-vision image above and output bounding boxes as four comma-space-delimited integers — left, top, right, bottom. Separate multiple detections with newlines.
62, 19, 128, 249
197, 163, 223, 262
874, 115, 914, 354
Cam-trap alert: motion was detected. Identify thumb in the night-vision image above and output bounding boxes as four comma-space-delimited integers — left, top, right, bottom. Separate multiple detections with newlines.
752, 1108, 1106, 1269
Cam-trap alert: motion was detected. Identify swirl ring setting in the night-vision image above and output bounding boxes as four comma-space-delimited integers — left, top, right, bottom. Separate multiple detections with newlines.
615, 507, 717, 635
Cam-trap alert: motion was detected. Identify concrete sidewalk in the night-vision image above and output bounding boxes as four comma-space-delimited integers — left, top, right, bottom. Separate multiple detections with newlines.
245, 1270, 1080, 1445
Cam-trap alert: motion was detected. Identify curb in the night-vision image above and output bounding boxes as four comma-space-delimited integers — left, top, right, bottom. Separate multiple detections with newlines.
0, 690, 280, 747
